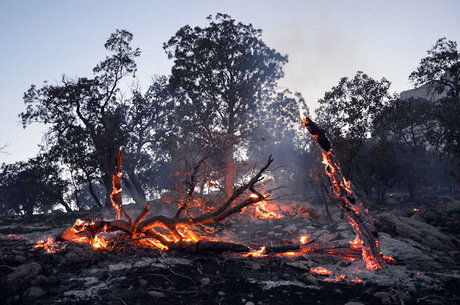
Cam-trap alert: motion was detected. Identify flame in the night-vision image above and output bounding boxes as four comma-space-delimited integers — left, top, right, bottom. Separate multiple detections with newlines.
299, 110, 307, 125
250, 193, 259, 199
299, 235, 309, 244
254, 200, 284, 219
351, 277, 363, 283
33, 236, 66, 253
349, 236, 363, 249
382, 255, 396, 264
245, 246, 266, 257
310, 266, 332, 275
413, 208, 420, 212
90, 234, 108, 249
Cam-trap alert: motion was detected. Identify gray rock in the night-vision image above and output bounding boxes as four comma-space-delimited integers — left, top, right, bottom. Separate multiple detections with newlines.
344, 302, 365, 305
139, 279, 148, 286
13, 255, 26, 264
303, 274, 318, 285
218, 291, 225, 296
7, 262, 42, 286
30, 275, 48, 286
374, 291, 391, 305
147, 291, 166, 298
23, 286, 44, 300
245, 302, 255, 305
201, 277, 211, 285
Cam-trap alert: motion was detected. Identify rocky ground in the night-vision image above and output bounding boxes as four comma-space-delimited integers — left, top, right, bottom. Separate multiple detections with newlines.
0, 194, 459, 305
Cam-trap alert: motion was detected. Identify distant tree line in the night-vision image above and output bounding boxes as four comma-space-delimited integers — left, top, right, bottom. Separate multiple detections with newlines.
0, 14, 459, 215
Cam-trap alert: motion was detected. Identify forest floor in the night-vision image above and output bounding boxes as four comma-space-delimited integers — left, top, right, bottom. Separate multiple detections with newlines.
1, 192, 459, 305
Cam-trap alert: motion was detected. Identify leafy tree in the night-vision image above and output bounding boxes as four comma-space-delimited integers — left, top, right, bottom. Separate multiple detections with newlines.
409, 37, 460, 99
164, 13, 288, 197
123, 76, 176, 204
315, 71, 392, 178
0, 155, 71, 215
21, 30, 140, 207
409, 38, 460, 169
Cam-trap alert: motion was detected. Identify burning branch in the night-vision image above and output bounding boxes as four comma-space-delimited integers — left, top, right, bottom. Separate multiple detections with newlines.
300, 113, 387, 270
58, 155, 274, 253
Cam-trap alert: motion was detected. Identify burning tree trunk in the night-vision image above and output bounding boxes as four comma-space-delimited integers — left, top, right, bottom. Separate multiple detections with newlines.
300, 113, 386, 270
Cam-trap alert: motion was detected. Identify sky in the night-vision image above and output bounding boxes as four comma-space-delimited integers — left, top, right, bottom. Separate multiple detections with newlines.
0, 0, 459, 164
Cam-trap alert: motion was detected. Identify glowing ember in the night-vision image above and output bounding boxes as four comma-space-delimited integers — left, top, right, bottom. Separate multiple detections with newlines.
310, 266, 332, 275
254, 200, 284, 219
33, 236, 66, 253
349, 236, 363, 249
246, 246, 266, 257
299, 235, 309, 244
413, 208, 420, 212
351, 277, 363, 283
382, 255, 396, 264
90, 234, 108, 249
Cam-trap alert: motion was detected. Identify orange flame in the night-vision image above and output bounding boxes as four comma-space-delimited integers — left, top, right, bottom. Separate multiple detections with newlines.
299, 235, 309, 244
310, 266, 332, 275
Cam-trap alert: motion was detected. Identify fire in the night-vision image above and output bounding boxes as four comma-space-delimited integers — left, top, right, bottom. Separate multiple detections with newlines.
349, 236, 363, 249
382, 255, 396, 264
90, 234, 108, 249
246, 246, 266, 257
413, 208, 420, 212
299, 235, 309, 244
33, 236, 66, 253
351, 277, 363, 283
254, 200, 284, 219
310, 266, 332, 275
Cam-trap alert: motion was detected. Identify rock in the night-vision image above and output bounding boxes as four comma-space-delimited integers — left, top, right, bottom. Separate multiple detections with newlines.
201, 277, 211, 285
147, 291, 166, 298
13, 255, 26, 264
283, 224, 297, 233
97, 270, 108, 281
245, 302, 255, 305
23, 286, 44, 300
303, 274, 318, 285
218, 291, 225, 296
139, 279, 148, 286
7, 262, 42, 286
374, 291, 391, 305
344, 302, 365, 305
337, 224, 348, 231
286, 260, 310, 270
338, 260, 351, 267
311, 253, 341, 265
30, 275, 48, 286
62, 244, 94, 264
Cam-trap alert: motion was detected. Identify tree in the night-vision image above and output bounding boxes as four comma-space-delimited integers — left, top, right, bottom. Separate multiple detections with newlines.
409, 37, 460, 99
21, 30, 140, 207
164, 13, 288, 197
0, 155, 71, 215
315, 71, 392, 178
122, 76, 176, 204
409, 38, 460, 169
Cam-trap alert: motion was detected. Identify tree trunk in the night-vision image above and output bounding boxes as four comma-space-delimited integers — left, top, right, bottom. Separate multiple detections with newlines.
224, 146, 235, 198
87, 179, 103, 208
59, 197, 72, 212
127, 169, 147, 205
104, 173, 113, 208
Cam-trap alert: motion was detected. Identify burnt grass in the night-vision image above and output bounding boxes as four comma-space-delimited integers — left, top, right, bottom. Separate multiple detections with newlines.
1, 199, 460, 305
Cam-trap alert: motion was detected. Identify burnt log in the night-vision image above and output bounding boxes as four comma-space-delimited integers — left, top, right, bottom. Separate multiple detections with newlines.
301, 115, 385, 270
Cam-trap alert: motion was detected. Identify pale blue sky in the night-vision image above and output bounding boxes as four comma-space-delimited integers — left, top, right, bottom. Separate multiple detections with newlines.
1, 0, 459, 164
